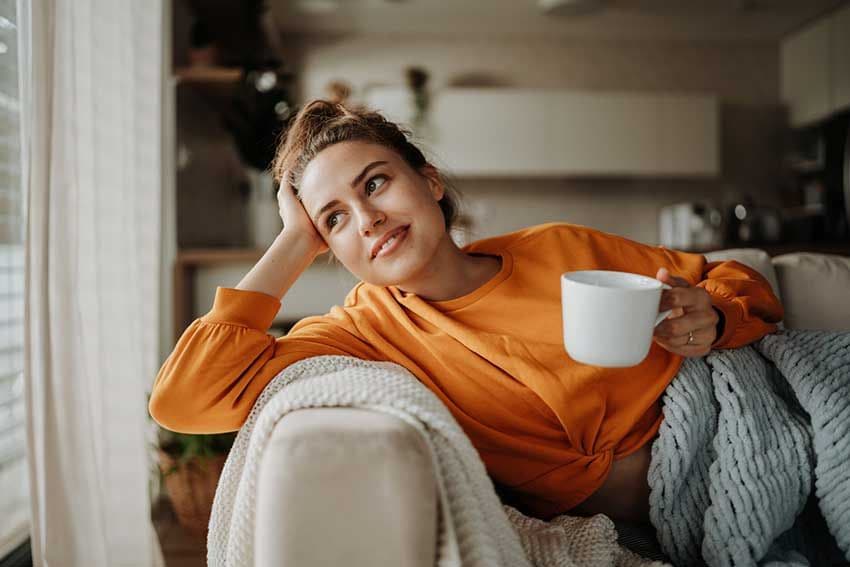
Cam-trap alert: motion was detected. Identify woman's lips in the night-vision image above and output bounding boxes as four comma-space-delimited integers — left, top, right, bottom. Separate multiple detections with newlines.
372, 226, 409, 260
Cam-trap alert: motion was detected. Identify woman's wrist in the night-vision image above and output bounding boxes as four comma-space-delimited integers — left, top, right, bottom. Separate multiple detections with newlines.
235, 230, 323, 299
272, 229, 323, 259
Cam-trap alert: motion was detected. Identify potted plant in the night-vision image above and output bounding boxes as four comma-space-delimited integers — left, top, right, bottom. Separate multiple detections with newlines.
155, 428, 237, 537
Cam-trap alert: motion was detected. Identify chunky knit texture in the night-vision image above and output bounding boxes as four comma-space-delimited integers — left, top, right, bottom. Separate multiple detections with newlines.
649, 329, 850, 567
206, 355, 664, 567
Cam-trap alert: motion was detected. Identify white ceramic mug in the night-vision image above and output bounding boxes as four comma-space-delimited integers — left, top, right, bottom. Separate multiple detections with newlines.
561, 270, 672, 367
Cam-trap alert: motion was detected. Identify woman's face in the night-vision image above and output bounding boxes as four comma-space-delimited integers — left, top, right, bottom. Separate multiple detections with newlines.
298, 140, 448, 287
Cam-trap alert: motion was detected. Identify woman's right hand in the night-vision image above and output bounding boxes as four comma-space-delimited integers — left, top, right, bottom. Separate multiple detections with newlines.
277, 171, 329, 256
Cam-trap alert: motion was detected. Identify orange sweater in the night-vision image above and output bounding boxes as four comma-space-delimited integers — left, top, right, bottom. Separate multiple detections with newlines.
149, 222, 783, 518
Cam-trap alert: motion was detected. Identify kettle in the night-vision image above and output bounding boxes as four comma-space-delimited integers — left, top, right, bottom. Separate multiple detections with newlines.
659, 202, 725, 252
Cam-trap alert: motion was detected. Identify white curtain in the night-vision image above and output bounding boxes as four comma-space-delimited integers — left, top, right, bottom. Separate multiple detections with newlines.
21, 0, 164, 565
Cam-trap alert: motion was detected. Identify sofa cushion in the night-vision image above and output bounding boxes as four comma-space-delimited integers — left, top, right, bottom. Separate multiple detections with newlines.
771, 253, 850, 331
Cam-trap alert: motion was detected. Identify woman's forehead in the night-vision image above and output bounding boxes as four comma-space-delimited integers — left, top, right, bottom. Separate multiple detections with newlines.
300, 142, 399, 200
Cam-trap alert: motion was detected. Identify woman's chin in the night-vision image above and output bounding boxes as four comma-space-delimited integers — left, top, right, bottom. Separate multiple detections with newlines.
364, 257, 423, 288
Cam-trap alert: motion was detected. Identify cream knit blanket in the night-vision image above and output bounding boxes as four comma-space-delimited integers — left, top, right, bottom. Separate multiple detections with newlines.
206, 355, 664, 567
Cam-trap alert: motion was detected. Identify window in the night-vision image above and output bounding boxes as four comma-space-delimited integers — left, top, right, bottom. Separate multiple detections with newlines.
0, 0, 29, 561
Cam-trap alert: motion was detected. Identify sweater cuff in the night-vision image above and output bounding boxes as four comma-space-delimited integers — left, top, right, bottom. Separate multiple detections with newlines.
202, 287, 282, 331
709, 295, 742, 349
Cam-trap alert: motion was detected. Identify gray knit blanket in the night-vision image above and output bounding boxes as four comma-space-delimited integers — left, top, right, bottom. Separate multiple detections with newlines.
649, 329, 850, 566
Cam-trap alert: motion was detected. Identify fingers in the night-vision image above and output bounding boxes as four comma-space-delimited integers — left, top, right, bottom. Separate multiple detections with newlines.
277, 171, 295, 198
662, 326, 713, 347
653, 316, 716, 357
656, 267, 690, 288
654, 334, 713, 357
654, 308, 719, 341
660, 286, 712, 313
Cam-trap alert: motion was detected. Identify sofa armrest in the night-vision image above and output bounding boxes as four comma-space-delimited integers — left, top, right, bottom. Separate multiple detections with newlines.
255, 407, 439, 567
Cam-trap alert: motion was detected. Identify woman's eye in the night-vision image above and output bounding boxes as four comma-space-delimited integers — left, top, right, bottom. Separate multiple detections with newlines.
326, 175, 387, 230
366, 174, 387, 194
327, 212, 341, 230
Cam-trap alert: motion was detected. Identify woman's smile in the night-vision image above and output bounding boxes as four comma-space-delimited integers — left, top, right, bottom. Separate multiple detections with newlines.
372, 225, 409, 260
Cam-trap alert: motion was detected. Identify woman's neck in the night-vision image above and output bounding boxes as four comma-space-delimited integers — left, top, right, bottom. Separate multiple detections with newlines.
395, 235, 501, 302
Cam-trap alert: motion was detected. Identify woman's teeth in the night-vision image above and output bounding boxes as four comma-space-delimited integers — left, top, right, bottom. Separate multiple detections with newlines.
380, 235, 397, 251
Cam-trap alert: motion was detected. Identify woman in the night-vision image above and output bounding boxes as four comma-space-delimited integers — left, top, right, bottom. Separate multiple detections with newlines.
149, 100, 784, 524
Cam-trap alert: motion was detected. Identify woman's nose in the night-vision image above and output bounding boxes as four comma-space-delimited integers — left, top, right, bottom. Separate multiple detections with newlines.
357, 206, 386, 235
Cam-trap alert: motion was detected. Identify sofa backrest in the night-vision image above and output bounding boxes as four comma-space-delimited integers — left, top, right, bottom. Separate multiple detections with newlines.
772, 253, 850, 331
704, 248, 850, 331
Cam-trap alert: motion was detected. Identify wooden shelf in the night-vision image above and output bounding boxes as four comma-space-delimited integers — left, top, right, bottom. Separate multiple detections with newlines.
173, 247, 339, 343
176, 247, 264, 266
176, 247, 337, 267
173, 66, 242, 85
173, 66, 297, 86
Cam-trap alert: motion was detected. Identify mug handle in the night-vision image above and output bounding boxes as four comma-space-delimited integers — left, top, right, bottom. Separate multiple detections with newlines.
655, 283, 673, 327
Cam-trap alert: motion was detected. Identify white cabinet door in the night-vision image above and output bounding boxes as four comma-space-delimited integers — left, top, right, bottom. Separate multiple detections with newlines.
430, 89, 549, 176
364, 86, 414, 128
544, 92, 658, 175
781, 17, 831, 127
830, 4, 850, 114
657, 95, 719, 176
366, 87, 717, 177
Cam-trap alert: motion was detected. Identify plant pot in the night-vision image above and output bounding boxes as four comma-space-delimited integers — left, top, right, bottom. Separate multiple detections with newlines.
158, 450, 227, 537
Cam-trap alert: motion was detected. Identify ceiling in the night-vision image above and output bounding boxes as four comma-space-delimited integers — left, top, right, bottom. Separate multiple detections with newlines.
269, 0, 848, 42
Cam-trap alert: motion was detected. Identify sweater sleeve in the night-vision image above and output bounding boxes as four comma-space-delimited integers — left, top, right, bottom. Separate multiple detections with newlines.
696, 259, 785, 349
149, 286, 378, 434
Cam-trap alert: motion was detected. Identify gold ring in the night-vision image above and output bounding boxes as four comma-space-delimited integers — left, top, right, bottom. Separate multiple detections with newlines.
687, 331, 695, 345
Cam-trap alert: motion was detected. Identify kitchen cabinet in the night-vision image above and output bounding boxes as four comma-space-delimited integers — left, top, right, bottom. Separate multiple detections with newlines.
543, 92, 659, 175
781, 3, 850, 127
433, 91, 551, 175
781, 17, 831, 127
830, 3, 850, 114
658, 95, 719, 176
366, 87, 718, 177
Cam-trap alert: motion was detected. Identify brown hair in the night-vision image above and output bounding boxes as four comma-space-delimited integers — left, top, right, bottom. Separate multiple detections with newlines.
271, 99, 460, 232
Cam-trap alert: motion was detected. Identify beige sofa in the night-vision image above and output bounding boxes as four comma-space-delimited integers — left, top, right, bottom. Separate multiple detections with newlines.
252, 249, 850, 566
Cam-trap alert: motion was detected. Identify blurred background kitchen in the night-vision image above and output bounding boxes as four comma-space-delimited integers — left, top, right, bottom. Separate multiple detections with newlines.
165, 0, 850, 356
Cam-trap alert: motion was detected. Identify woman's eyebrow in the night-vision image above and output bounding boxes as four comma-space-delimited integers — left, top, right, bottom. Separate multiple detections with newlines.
312, 160, 389, 224
350, 160, 387, 189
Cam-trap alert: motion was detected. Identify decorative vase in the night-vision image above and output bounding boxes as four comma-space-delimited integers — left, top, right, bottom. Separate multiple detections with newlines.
157, 450, 227, 537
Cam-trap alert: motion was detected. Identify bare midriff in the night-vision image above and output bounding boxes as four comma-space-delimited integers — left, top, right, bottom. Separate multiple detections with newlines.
571, 437, 654, 524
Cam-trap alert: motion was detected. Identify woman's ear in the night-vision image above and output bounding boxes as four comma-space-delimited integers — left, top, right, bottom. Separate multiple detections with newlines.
420, 164, 445, 201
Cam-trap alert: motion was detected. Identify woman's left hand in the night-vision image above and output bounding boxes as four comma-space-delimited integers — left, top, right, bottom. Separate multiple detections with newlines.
653, 267, 719, 357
